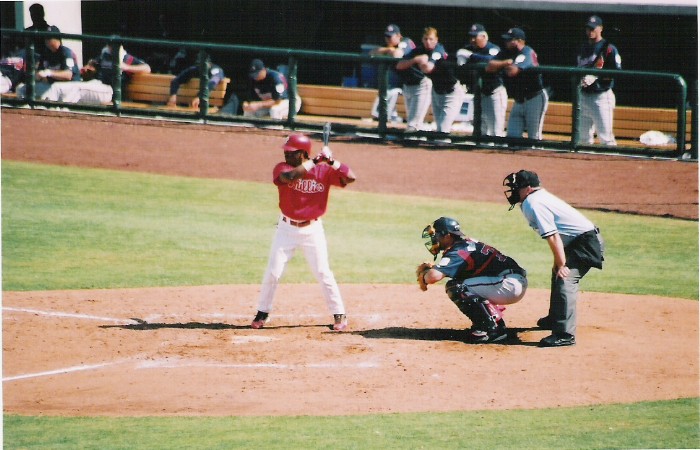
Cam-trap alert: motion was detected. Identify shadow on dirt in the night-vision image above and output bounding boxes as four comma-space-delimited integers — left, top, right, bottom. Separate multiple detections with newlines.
100, 318, 329, 331
353, 327, 541, 346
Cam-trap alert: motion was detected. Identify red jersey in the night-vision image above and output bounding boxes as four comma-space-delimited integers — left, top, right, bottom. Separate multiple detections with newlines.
273, 162, 348, 221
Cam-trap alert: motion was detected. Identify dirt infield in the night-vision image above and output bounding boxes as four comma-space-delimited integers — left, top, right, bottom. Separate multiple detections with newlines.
2, 109, 698, 417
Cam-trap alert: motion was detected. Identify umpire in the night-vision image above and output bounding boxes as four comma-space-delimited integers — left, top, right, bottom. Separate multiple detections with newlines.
503, 170, 604, 347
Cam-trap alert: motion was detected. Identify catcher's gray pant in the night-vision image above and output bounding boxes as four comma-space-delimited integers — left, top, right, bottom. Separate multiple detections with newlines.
460, 270, 528, 306
578, 89, 617, 146
548, 232, 605, 336
481, 85, 507, 137
402, 77, 432, 130
507, 89, 549, 140
257, 216, 345, 316
431, 82, 466, 133
42, 79, 112, 104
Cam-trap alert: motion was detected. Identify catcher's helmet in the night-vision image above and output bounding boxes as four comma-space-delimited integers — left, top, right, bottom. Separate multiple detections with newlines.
503, 170, 540, 207
283, 133, 312, 154
422, 217, 465, 256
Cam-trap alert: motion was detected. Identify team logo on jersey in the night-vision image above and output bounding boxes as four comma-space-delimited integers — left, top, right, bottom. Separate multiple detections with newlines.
438, 256, 450, 267
489, 48, 499, 56
275, 83, 285, 94
291, 179, 325, 193
431, 51, 442, 61
514, 54, 526, 64
66, 58, 75, 68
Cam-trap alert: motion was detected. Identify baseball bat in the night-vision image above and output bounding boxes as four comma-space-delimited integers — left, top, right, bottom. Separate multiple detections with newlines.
322, 122, 331, 147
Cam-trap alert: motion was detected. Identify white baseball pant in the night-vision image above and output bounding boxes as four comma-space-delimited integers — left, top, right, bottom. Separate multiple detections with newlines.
244, 95, 302, 120
481, 85, 507, 137
42, 79, 112, 104
256, 216, 345, 315
431, 82, 466, 133
371, 87, 402, 121
402, 77, 432, 130
578, 89, 617, 146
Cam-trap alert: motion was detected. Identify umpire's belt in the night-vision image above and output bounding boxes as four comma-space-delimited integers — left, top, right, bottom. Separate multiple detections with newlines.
283, 216, 317, 228
500, 268, 527, 277
514, 89, 543, 103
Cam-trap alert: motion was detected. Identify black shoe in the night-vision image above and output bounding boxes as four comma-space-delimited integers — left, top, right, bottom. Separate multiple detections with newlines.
469, 320, 508, 344
539, 333, 575, 347
536, 316, 554, 330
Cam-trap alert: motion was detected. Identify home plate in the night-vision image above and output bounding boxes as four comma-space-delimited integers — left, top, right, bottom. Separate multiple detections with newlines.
231, 335, 277, 344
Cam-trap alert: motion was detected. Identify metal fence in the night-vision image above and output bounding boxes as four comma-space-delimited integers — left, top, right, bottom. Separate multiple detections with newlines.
1, 28, 695, 159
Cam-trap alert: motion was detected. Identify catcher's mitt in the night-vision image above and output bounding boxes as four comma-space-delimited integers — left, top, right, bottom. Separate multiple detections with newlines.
416, 262, 434, 291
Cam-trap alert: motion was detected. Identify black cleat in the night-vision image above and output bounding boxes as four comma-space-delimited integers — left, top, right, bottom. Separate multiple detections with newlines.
539, 333, 576, 347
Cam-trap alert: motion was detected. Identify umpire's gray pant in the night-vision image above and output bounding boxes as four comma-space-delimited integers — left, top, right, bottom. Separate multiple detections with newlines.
549, 232, 605, 337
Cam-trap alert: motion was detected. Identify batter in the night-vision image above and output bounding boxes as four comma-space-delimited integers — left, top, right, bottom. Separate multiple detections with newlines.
252, 133, 356, 331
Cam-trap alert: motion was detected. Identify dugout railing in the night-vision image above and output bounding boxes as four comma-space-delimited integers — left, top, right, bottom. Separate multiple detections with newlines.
1, 29, 695, 159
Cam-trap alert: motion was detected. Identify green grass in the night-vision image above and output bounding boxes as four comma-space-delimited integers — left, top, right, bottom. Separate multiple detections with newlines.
4, 398, 699, 449
2, 161, 698, 298
2, 161, 698, 449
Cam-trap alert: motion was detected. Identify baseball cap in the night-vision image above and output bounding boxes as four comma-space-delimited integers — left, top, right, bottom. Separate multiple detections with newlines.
45, 25, 61, 40
468, 23, 486, 36
514, 170, 540, 188
586, 15, 603, 28
384, 24, 401, 37
248, 58, 265, 78
501, 27, 526, 41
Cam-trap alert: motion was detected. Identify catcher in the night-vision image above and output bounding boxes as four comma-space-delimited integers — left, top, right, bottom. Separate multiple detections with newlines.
416, 217, 528, 343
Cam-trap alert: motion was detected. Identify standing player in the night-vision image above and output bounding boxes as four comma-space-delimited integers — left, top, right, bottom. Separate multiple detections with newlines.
456, 23, 506, 137
486, 28, 548, 140
397, 27, 465, 135
576, 15, 621, 146
251, 133, 356, 331
369, 24, 414, 123
243, 58, 301, 120
416, 217, 528, 343
503, 170, 604, 347
395, 28, 433, 132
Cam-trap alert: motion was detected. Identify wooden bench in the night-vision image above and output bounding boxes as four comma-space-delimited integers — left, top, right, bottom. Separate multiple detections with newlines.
297, 84, 434, 125
296, 83, 691, 144
123, 72, 231, 112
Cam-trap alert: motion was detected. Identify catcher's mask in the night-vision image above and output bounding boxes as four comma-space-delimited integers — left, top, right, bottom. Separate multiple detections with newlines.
503, 170, 540, 210
422, 217, 465, 258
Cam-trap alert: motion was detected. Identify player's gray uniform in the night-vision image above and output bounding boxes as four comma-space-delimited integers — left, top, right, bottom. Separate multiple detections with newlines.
494, 44, 548, 139
460, 41, 506, 137
520, 188, 604, 337
577, 40, 621, 146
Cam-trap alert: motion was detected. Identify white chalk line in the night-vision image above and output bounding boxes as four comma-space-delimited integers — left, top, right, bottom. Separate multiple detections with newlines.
3, 308, 384, 325
136, 358, 379, 370
3, 359, 133, 382
3, 306, 138, 324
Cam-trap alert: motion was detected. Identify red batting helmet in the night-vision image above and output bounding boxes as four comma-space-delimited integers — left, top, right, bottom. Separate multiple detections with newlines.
283, 134, 312, 153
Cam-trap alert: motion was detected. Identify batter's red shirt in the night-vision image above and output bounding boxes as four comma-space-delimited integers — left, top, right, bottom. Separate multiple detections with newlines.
273, 162, 347, 221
